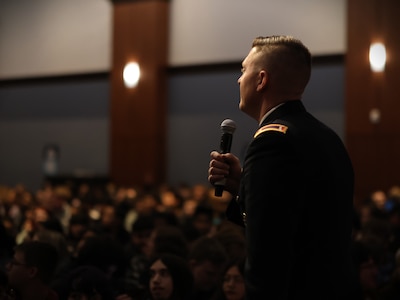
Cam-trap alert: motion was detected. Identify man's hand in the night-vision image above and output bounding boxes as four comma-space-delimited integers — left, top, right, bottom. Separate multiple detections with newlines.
208, 151, 242, 197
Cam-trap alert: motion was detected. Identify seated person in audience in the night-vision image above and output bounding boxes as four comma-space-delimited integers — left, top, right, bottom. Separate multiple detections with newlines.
352, 240, 380, 300
61, 266, 114, 300
182, 204, 215, 244
31, 227, 70, 282
36, 185, 72, 235
158, 187, 184, 219
65, 212, 90, 255
52, 233, 127, 298
152, 211, 180, 229
211, 258, 246, 300
123, 224, 189, 298
187, 236, 228, 300
123, 214, 156, 298
146, 225, 189, 260
125, 214, 155, 258
146, 253, 194, 300
99, 204, 130, 248
5, 241, 59, 300
213, 221, 246, 263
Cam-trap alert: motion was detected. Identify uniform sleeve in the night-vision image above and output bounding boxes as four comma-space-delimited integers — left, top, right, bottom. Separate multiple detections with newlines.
243, 130, 305, 298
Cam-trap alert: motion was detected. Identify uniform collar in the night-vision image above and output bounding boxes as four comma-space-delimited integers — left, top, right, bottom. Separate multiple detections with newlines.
260, 100, 305, 126
259, 103, 285, 126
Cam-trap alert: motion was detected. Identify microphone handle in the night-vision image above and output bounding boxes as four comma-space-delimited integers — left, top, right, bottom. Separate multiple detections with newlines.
215, 132, 233, 196
219, 132, 233, 154
215, 184, 224, 197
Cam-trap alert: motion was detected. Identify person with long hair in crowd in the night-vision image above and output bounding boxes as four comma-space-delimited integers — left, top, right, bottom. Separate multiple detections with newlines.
211, 259, 245, 300
146, 253, 193, 300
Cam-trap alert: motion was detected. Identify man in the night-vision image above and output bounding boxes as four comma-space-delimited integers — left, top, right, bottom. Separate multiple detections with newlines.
208, 36, 359, 299
5, 241, 59, 300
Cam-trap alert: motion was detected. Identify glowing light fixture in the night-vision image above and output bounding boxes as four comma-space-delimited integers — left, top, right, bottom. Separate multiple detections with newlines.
123, 62, 140, 88
369, 43, 386, 72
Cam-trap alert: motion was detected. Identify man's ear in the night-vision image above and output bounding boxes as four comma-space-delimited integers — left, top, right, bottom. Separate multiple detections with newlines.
257, 70, 268, 91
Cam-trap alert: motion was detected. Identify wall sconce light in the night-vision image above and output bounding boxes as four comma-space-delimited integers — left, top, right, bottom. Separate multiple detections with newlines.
123, 62, 140, 88
369, 43, 386, 72
369, 108, 381, 124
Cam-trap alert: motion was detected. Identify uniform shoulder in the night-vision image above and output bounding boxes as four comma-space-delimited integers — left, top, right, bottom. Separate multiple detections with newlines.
254, 123, 288, 139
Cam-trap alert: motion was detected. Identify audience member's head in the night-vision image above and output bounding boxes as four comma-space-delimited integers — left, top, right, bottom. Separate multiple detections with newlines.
134, 193, 160, 216
191, 204, 214, 236
32, 228, 69, 260
183, 204, 215, 244
188, 236, 228, 295
221, 259, 245, 300
6, 241, 59, 299
214, 221, 246, 262
130, 214, 155, 254
212, 258, 246, 300
159, 187, 183, 212
146, 225, 189, 260
153, 210, 179, 228
68, 212, 90, 242
66, 266, 114, 300
148, 253, 193, 300
76, 235, 126, 279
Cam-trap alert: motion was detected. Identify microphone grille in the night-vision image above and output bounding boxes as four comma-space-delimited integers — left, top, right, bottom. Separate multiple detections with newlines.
220, 118, 236, 134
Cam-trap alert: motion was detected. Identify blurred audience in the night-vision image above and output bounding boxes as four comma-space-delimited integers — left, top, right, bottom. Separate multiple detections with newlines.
3, 182, 400, 299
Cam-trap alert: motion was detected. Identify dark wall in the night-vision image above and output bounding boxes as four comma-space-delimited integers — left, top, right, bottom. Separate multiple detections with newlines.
0, 75, 110, 190
346, 0, 400, 204
0, 59, 344, 191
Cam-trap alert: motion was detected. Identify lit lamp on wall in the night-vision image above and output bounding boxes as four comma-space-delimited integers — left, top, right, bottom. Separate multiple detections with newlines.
369, 42, 386, 72
123, 62, 140, 88
368, 42, 386, 125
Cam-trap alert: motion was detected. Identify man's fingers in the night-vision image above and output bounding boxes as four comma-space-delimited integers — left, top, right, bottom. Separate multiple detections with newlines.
209, 160, 229, 174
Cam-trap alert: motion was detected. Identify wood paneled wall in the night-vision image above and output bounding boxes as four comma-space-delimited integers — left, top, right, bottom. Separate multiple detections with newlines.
110, 0, 169, 187
346, 0, 400, 206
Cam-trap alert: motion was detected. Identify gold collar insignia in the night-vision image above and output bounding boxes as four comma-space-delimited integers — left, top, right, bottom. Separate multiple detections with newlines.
254, 123, 288, 138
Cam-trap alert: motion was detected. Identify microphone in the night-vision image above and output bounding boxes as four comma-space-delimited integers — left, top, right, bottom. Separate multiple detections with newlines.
214, 118, 236, 197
